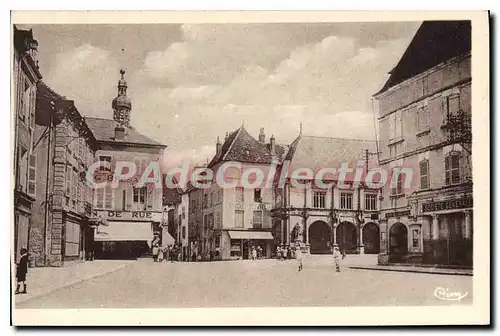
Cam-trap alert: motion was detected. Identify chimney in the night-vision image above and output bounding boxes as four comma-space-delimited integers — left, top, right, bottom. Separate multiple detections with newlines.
258, 127, 265, 143
270, 135, 276, 154
216, 136, 222, 156
115, 125, 125, 141
225, 132, 229, 142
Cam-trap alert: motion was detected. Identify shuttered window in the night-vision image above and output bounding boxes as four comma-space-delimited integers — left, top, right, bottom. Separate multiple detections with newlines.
235, 210, 244, 228
445, 152, 461, 185
419, 160, 430, 189
27, 153, 36, 197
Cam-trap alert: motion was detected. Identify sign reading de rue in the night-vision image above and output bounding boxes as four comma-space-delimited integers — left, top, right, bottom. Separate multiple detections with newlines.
93, 210, 159, 221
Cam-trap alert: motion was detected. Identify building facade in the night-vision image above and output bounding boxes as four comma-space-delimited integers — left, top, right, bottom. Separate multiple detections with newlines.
31, 82, 98, 267
374, 21, 472, 266
13, 26, 43, 261
187, 183, 203, 260
86, 69, 167, 259
271, 135, 380, 255
204, 127, 287, 260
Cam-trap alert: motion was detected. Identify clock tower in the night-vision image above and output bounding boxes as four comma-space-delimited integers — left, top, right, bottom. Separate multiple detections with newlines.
112, 68, 132, 127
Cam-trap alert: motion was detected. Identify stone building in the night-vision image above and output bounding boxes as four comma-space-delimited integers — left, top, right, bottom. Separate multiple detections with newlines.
271, 135, 379, 255
13, 26, 42, 261
373, 21, 472, 266
32, 81, 98, 266
162, 180, 181, 251
86, 69, 167, 259
204, 126, 288, 260
186, 181, 204, 260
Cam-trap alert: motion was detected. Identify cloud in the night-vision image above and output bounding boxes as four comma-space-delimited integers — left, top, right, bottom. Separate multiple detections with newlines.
43, 44, 120, 118
41, 24, 416, 168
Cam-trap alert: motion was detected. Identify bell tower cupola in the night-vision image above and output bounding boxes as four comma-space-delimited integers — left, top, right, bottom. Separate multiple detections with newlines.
112, 68, 132, 126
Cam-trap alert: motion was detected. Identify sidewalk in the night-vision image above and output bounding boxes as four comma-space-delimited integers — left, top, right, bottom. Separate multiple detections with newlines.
14, 260, 134, 304
349, 264, 473, 276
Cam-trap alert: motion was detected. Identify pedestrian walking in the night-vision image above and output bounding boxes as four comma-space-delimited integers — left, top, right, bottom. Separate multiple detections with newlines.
158, 245, 164, 262
251, 246, 257, 261
276, 245, 281, 260
15, 248, 28, 295
333, 246, 341, 272
295, 245, 303, 272
287, 246, 292, 260
280, 245, 285, 261
152, 245, 159, 262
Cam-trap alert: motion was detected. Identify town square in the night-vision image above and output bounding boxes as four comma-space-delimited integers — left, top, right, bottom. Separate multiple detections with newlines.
11, 16, 478, 315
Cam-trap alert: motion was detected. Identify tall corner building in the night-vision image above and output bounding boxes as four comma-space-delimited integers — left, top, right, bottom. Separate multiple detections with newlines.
373, 21, 472, 266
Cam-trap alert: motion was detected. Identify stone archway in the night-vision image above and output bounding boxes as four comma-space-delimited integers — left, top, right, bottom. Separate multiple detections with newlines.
336, 221, 357, 254
308, 221, 331, 254
362, 222, 380, 254
389, 222, 408, 262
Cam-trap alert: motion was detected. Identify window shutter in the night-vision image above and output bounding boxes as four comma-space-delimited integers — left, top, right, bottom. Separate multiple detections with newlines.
27, 153, 36, 197
147, 186, 154, 210
125, 185, 132, 210
451, 153, 461, 184
29, 88, 36, 130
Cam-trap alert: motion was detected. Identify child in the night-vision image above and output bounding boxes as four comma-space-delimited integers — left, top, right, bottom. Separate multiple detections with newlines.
333, 246, 341, 272
15, 248, 28, 294
158, 245, 164, 262
295, 245, 303, 272
152, 245, 159, 262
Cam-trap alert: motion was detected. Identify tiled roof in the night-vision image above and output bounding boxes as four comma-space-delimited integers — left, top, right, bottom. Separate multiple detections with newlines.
208, 126, 283, 167
375, 20, 471, 96
285, 135, 378, 173
85, 117, 165, 147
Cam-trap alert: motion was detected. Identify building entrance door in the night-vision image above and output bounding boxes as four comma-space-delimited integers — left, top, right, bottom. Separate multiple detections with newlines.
389, 222, 408, 262
362, 222, 380, 254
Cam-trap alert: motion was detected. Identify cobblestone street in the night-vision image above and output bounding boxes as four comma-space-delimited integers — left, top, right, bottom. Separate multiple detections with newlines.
16, 257, 472, 309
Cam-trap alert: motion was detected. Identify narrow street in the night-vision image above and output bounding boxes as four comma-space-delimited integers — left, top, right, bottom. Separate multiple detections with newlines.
16, 257, 472, 309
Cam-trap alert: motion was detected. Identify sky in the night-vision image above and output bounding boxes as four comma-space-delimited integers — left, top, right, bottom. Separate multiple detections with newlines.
22, 22, 421, 168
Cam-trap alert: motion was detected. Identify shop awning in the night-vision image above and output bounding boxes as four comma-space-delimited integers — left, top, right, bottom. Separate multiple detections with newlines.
95, 221, 153, 246
162, 232, 175, 246
228, 231, 274, 240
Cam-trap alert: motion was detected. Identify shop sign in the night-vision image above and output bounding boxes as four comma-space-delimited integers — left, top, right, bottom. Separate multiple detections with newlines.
93, 210, 161, 221
422, 198, 473, 213
385, 210, 410, 218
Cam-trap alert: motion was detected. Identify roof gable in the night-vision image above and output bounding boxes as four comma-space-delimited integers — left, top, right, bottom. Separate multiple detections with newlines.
208, 126, 279, 167
376, 20, 471, 96
85, 117, 165, 147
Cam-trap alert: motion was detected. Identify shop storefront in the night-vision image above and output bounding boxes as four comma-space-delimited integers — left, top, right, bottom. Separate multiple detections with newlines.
420, 197, 473, 266
222, 230, 274, 260
93, 210, 167, 259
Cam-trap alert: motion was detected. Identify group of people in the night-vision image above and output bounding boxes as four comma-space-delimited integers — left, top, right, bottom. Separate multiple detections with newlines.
249, 245, 264, 260
276, 243, 344, 273
276, 245, 294, 261
152, 244, 181, 263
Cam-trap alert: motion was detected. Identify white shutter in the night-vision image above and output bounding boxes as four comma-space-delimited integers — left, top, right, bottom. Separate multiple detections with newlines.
29, 88, 36, 130
27, 153, 36, 197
